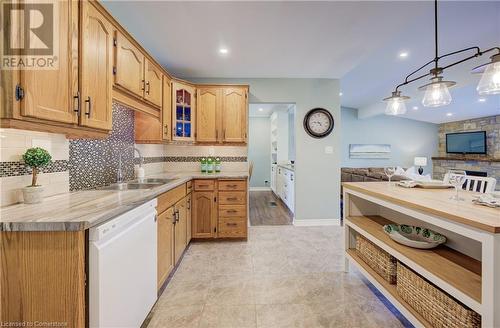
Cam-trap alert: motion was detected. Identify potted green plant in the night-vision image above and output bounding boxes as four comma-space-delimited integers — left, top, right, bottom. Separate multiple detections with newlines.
22, 147, 52, 204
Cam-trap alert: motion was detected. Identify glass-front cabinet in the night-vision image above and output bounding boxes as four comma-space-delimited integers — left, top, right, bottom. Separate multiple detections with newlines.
172, 81, 196, 141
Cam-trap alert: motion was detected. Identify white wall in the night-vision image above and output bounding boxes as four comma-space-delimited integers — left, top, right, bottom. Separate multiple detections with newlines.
191, 78, 341, 224
341, 107, 439, 174
248, 117, 271, 188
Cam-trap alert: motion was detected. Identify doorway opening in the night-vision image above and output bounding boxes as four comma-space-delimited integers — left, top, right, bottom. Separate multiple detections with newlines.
247, 103, 295, 226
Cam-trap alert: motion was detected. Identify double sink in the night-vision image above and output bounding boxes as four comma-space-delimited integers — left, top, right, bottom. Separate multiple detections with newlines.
99, 178, 177, 191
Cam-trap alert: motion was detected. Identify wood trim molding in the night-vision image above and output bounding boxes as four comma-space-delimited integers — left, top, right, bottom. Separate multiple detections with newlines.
113, 87, 160, 118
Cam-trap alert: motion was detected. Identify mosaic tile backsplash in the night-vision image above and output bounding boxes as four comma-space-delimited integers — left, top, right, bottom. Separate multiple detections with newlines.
69, 103, 135, 191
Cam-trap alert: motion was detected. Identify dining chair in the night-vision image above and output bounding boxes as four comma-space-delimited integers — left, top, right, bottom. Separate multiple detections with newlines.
443, 173, 497, 193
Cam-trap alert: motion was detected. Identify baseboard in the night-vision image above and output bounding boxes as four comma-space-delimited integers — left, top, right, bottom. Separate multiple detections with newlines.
249, 187, 272, 191
293, 219, 341, 227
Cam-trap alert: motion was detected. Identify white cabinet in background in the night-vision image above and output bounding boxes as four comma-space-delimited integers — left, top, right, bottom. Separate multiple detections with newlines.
271, 164, 277, 194
275, 166, 294, 214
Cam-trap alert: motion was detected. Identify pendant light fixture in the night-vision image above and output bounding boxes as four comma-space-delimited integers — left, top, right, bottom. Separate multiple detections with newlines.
383, 0, 499, 115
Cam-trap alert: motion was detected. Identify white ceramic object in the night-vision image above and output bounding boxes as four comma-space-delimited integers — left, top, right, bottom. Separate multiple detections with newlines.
416, 180, 453, 189
22, 186, 44, 204
383, 224, 446, 249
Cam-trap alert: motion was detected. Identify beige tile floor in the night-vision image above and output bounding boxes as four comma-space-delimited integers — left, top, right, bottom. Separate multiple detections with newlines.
147, 225, 409, 328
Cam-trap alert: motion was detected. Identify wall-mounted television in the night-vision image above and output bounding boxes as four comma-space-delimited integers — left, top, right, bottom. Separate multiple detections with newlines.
446, 131, 487, 154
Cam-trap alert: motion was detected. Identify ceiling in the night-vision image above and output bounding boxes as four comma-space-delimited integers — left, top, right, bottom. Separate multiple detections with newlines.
103, 1, 500, 124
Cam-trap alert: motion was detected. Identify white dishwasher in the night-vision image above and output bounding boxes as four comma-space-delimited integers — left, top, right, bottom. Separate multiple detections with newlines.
89, 199, 157, 328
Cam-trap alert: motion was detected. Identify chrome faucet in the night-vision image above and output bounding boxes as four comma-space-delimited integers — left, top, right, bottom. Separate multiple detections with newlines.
117, 146, 143, 184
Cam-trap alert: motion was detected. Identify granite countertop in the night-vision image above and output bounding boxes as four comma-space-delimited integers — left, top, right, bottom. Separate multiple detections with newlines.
0, 171, 249, 232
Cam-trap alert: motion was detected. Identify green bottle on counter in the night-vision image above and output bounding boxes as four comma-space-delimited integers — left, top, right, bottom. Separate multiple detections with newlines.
207, 157, 214, 173
215, 157, 221, 173
200, 157, 207, 173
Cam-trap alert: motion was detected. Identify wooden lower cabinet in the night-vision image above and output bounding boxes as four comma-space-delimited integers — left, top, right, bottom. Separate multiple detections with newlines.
156, 183, 191, 290
157, 207, 175, 289
192, 179, 248, 239
174, 197, 188, 264
192, 190, 217, 238
0, 231, 86, 327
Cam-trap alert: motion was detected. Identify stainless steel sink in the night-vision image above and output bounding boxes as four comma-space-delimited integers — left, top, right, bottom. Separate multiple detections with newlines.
98, 178, 177, 191
130, 178, 176, 184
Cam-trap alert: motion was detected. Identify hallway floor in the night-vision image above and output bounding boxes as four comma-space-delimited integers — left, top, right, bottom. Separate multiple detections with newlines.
146, 226, 409, 328
249, 191, 293, 226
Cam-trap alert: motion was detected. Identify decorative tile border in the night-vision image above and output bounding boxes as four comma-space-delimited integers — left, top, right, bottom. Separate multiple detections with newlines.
135, 156, 247, 165
0, 160, 68, 178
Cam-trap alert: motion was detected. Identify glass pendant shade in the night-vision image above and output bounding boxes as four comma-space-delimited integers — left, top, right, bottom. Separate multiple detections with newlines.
418, 76, 455, 108
383, 91, 409, 115
476, 60, 500, 95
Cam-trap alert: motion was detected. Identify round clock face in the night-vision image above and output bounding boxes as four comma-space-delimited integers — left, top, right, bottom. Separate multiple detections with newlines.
303, 108, 334, 138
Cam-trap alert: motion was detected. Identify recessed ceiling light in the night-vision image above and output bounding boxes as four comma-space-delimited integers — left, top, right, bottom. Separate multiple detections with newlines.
412, 106, 419, 110
258, 108, 264, 112
478, 97, 487, 102
339, 92, 343, 96
219, 47, 229, 55
446, 112, 453, 117
399, 51, 409, 58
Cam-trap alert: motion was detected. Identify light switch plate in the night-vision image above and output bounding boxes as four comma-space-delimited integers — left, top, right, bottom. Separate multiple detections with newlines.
325, 146, 333, 154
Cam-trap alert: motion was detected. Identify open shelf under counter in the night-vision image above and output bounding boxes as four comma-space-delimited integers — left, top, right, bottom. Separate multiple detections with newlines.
345, 215, 482, 313
346, 249, 433, 328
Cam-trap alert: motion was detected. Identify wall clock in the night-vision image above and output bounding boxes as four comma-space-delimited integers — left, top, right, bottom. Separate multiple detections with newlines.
303, 108, 334, 138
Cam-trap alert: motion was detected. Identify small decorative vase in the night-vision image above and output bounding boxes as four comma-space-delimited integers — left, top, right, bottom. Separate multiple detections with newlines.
22, 186, 44, 204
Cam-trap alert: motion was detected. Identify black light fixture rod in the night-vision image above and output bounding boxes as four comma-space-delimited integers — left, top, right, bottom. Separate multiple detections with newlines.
396, 72, 431, 92
434, 0, 439, 69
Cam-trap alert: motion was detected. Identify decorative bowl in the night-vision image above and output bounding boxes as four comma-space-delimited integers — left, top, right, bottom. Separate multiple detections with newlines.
383, 224, 446, 249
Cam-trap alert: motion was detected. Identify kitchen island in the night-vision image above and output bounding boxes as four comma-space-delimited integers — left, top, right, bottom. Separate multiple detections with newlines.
343, 182, 500, 328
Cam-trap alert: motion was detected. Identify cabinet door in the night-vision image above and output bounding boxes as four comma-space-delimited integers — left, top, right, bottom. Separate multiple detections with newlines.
174, 197, 187, 264
186, 193, 192, 243
162, 76, 172, 141
80, 1, 113, 130
172, 82, 196, 141
196, 87, 219, 143
115, 32, 144, 98
221, 87, 247, 143
192, 191, 216, 238
20, 1, 78, 124
134, 111, 162, 143
144, 59, 162, 107
157, 207, 175, 290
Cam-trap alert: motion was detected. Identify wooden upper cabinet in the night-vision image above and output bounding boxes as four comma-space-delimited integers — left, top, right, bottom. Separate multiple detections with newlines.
172, 81, 196, 142
162, 75, 172, 141
134, 111, 163, 143
80, 1, 113, 130
196, 87, 219, 143
115, 32, 144, 98
20, 0, 78, 124
192, 191, 216, 238
157, 207, 175, 290
221, 87, 248, 143
144, 59, 162, 107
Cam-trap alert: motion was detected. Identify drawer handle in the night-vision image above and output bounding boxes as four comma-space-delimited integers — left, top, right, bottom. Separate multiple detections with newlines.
227, 209, 237, 213
227, 197, 238, 201
227, 184, 238, 188
227, 223, 238, 227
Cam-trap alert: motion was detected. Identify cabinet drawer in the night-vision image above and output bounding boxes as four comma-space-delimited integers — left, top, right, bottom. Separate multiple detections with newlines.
218, 205, 246, 218
157, 184, 186, 214
219, 191, 246, 205
218, 218, 247, 238
186, 180, 193, 193
218, 180, 247, 191
194, 179, 215, 191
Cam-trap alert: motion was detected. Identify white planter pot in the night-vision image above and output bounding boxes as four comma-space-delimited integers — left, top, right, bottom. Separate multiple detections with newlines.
22, 186, 44, 204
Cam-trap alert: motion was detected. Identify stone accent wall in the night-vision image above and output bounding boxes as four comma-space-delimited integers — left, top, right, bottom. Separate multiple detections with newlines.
438, 115, 500, 158
433, 115, 500, 190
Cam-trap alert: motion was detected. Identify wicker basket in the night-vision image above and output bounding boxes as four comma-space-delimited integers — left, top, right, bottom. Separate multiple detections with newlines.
355, 234, 397, 284
397, 262, 481, 328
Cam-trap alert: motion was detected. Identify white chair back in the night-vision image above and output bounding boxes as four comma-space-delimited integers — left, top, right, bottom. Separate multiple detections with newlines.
444, 173, 497, 193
